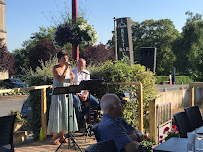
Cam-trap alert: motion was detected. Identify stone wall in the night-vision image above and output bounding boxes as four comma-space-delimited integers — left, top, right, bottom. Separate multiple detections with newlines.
155, 87, 203, 109
0, 70, 8, 80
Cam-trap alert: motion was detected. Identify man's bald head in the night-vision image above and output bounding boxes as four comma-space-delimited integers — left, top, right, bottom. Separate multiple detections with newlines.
77, 58, 86, 71
100, 93, 123, 117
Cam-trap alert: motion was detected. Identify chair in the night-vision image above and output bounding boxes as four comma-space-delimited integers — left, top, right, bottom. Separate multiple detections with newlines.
0, 114, 17, 152
85, 139, 118, 152
184, 106, 203, 130
173, 112, 193, 138
91, 123, 100, 142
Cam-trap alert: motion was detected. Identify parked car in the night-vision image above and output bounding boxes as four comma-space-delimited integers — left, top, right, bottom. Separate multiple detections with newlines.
21, 96, 32, 118
0, 78, 28, 89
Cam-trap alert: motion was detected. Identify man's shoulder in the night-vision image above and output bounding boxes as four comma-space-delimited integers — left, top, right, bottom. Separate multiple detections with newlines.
71, 68, 77, 72
99, 116, 118, 130
83, 69, 90, 74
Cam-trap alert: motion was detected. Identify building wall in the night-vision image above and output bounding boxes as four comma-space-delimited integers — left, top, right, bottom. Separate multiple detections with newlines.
0, 70, 9, 80
155, 87, 203, 109
0, 0, 6, 44
0, 0, 8, 79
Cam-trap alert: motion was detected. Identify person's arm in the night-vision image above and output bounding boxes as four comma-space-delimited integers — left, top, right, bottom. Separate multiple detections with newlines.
130, 130, 144, 142
80, 70, 90, 101
82, 90, 89, 100
124, 141, 139, 152
53, 63, 69, 83
70, 72, 74, 84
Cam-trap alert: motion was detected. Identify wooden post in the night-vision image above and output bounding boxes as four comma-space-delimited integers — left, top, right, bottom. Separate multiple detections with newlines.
138, 83, 143, 133
113, 17, 118, 61
72, 0, 79, 61
41, 88, 47, 140
149, 99, 157, 143
189, 85, 194, 107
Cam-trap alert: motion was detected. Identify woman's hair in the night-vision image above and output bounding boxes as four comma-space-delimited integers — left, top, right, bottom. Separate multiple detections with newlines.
57, 50, 69, 59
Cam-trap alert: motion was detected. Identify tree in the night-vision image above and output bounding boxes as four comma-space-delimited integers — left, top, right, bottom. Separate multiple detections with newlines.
0, 38, 15, 74
131, 19, 180, 75
12, 48, 30, 75
29, 40, 61, 70
174, 11, 203, 80
80, 43, 115, 64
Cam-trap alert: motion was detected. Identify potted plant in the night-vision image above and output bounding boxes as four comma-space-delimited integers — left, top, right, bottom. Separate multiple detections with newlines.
54, 16, 98, 48
9, 110, 27, 132
159, 125, 179, 143
141, 134, 156, 152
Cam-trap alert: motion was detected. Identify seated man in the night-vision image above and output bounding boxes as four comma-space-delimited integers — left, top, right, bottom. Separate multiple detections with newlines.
98, 93, 144, 152
71, 58, 99, 120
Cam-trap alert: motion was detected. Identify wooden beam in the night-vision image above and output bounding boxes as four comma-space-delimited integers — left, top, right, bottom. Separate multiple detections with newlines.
149, 99, 157, 143
189, 86, 194, 106
138, 83, 143, 133
0, 85, 52, 94
41, 88, 47, 140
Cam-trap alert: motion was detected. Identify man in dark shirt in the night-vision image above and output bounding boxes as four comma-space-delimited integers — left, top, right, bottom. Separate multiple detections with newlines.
98, 93, 144, 152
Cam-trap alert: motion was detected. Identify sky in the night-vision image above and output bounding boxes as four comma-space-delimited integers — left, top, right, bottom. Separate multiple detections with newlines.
4, 0, 203, 52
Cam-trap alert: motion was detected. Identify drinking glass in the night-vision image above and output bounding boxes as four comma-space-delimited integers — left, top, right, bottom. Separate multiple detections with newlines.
195, 134, 203, 152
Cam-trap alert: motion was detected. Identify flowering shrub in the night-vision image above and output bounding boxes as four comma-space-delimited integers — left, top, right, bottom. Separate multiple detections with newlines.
54, 17, 98, 47
141, 134, 156, 152
159, 125, 179, 143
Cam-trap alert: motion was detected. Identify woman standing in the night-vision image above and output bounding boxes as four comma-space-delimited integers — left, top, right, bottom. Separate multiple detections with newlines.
47, 50, 78, 145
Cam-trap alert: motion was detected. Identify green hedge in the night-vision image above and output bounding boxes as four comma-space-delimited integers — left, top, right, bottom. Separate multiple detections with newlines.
156, 76, 193, 84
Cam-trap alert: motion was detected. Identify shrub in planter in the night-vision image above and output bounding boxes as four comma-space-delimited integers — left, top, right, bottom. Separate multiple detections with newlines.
9, 110, 27, 132
141, 135, 156, 152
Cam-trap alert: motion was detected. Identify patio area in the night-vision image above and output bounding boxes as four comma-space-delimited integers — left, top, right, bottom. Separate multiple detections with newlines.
14, 133, 97, 152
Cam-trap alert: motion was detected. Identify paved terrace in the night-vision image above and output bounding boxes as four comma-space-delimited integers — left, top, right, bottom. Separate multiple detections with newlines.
15, 133, 96, 152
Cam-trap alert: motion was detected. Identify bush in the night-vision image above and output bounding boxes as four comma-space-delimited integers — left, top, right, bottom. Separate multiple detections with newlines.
156, 76, 193, 84
87, 60, 158, 129
175, 76, 193, 84
23, 57, 57, 140
141, 135, 156, 152
156, 76, 169, 84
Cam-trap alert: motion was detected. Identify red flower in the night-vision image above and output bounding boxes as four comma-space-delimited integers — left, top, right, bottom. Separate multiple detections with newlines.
144, 135, 148, 139
172, 125, 177, 129
164, 127, 169, 132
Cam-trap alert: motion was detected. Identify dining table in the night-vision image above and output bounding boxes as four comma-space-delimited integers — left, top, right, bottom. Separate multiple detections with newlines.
153, 137, 188, 152
192, 125, 203, 134
153, 126, 203, 152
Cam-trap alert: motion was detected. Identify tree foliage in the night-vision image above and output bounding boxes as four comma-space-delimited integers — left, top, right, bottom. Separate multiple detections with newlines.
12, 48, 30, 75
29, 40, 61, 70
131, 19, 180, 75
173, 11, 203, 80
80, 43, 115, 64
0, 38, 15, 74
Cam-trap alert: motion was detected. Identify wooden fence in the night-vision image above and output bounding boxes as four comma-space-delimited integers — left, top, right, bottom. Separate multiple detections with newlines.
0, 82, 143, 140
149, 81, 203, 143
189, 82, 203, 106
0, 85, 52, 140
